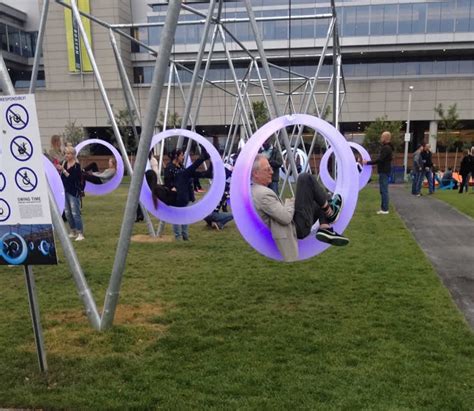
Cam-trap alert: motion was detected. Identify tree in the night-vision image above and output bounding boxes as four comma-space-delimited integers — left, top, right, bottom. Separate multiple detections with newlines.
62, 120, 85, 146
157, 110, 182, 129
363, 115, 403, 153
434, 103, 462, 151
251, 100, 269, 129
109, 107, 138, 154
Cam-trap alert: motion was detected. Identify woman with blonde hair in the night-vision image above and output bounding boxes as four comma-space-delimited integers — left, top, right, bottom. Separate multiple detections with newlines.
57, 146, 85, 241
47, 134, 64, 167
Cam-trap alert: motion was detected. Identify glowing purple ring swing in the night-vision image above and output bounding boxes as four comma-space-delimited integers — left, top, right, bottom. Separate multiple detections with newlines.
75, 139, 124, 196
43, 155, 65, 214
319, 141, 372, 192
140, 129, 226, 225
230, 114, 359, 262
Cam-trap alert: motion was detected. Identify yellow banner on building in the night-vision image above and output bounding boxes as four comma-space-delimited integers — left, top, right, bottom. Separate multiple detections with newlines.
64, 0, 93, 72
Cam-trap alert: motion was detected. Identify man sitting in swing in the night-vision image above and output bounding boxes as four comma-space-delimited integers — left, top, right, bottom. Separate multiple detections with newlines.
251, 154, 349, 262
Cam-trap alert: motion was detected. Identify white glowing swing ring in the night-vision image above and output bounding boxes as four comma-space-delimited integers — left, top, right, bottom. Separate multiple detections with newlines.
43, 155, 65, 214
319, 142, 372, 192
140, 129, 226, 225
230, 114, 359, 262
279, 148, 308, 182
75, 139, 124, 196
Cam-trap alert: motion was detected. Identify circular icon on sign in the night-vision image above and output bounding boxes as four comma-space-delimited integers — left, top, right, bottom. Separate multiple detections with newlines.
10, 136, 33, 162
0, 199, 11, 222
15, 167, 38, 192
0, 172, 5, 191
6, 103, 29, 130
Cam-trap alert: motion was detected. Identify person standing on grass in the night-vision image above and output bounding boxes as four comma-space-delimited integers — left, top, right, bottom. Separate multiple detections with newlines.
459, 148, 473, 194
57, 146, 85, 241
46, 134, 65, 167
164, 148, 211, 241
411, 145, 424, 196
363, 131, 393, 215
421, 143, 435, 194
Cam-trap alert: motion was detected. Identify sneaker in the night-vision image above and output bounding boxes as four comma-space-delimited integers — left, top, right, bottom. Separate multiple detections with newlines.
68, 231, 77, 238
316, 228, 349, 246
325, 194, 343, 224
376, 210, 389, 215
75, 233, 85, 241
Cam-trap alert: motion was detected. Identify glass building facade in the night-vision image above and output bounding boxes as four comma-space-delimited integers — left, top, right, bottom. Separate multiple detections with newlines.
132, 0, 474, 84
0, 22, 37, 58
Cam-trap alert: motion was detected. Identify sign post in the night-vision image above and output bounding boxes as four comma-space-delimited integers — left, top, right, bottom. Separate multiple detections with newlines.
0, 94, 58, 372
24, 265, 48, 372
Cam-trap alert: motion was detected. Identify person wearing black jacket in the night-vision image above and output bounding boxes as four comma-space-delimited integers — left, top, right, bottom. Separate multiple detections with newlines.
163, 148, 210, 240
459, 148, 473, 194
364, 131, 393, 215
421, 143, 434, 194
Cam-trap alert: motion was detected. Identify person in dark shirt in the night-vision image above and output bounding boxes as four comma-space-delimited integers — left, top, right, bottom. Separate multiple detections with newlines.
459, 148, 473, 193
163, 148, 210, 240
364, 131, 393, 215
57, 146, 85, 241
421, 143, 434, 194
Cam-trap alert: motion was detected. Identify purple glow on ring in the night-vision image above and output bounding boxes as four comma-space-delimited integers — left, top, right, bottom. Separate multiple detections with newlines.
75, 139, 124, 196
43, 155, 65, 214
230, 114, 359, 262
139, 129, 226, 225
319, 142, 372, 192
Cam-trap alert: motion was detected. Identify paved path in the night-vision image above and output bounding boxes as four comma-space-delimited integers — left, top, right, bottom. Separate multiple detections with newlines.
390, 185, 474, 329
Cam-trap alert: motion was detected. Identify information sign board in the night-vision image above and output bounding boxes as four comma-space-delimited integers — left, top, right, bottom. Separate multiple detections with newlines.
0, 95, 57, 265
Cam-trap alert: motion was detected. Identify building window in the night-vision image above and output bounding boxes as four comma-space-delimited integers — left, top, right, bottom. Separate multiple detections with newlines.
7, 26, 21, 55
0, 23, 7, 51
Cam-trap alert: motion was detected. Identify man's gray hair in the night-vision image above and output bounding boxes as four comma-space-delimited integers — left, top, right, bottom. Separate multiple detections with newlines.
251, 154, 265, 180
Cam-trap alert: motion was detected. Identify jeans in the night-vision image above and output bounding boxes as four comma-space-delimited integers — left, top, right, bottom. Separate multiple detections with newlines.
411, 170, 423, 195
173, 224, 189, 240
459, 173, 470, 193
205, 211, 233, 229
379, 173, 389, 212
64, 193, 83, 233
423, 168, 434, 193
268, 181, 279, 195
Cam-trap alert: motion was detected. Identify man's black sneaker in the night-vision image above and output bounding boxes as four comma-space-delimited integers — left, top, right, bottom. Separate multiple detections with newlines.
316, 227, 349, 246
325, 194, 343, 224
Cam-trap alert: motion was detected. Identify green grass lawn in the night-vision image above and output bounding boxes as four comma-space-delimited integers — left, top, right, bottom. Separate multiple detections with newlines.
423, 186, 474, 219
1, 182, 473, 409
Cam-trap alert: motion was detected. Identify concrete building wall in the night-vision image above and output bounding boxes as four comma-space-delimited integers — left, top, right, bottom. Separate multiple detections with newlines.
37, 0, 133, 149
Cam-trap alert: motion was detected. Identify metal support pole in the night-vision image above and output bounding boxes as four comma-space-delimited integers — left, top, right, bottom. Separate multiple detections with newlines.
109, 29, 156, 237
48, 185, 101, 329
24, 265, 48, 373
177, 0, 218, 148
404, 86, 414, 181
243, 1, 299, 178
29, 0, 49, 94
0, 53, 15, 95
69, 1, 134, 186
101, 0, 182, 330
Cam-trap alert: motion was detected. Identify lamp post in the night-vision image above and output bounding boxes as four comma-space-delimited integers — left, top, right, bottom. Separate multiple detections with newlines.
403, 85, 414, 181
